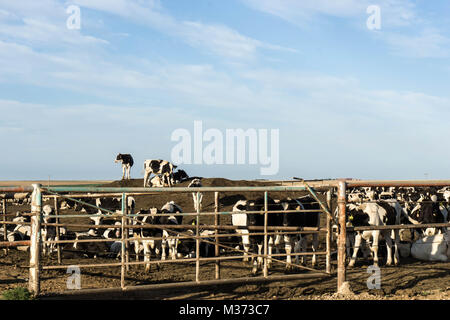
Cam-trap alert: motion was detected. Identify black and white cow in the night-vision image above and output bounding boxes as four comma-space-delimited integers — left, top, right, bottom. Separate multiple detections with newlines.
346, 202, 401, 267
178, 225, 216, 259
42, 205, 67, 255
143, 159, 177, 187
280, 196, 321, 268
232, 199, 252, 262
132, 208, 162, 272
405, 197, 448, 238
188, 178, 203, 212
115, 153, 134, 180
245, 197, 284, 274
73, 196, 135, 226
133, 201, 183, 271
173, 170, 189, 184
6, 213, 31, 247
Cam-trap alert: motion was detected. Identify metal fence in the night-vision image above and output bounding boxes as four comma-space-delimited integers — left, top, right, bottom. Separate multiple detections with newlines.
0, 183, 335, 296
2, 179, 450, 297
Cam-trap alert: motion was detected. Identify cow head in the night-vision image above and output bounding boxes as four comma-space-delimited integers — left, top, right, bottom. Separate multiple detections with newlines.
115, 153, 123, 163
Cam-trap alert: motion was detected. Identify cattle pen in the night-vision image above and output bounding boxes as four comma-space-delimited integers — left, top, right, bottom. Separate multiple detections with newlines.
1, 179, 450, 299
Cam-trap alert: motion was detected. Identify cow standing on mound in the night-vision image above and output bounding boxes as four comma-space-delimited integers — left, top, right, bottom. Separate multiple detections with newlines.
115, 153, 134, 180
143, 159, 177, 187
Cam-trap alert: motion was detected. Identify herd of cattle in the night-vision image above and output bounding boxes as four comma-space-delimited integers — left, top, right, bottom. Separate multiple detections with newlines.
0, 154, 449, 276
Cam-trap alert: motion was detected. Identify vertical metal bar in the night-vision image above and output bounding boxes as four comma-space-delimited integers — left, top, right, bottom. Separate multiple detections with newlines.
214, 191, 220, 280
195, 191, 201, 282
2, 198, 7, 255
263, 191, 268, 278
54, 196, 61, 264
125, 194, 129, 272
326, 189, 332, 274
121, 193, 126, 289
29, 184, 42, 295
337, 181, 347, 291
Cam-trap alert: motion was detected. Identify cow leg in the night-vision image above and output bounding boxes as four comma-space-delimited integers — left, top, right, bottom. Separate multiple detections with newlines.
274, 232, 282, 255
371, 231, 380, 267
143, 171, 150, 187
384, 233, 393, 266
348, 233, 362, 267
346, 233, 355, 263
126, 165, 131, 180
144, 242, 151, 272
284, 234, 295, 270
299, 236, 308, 265
311, 233, 319, 267
241, 232, 250, 263
134, 239, 140, 262
252, 243, 263, 274
267, 236, 274, 269
42, 230, 47, 256
161, 236, 167, 261
392, 230, 400, 265
294, 235, 301, 265
122, 165, 125, 180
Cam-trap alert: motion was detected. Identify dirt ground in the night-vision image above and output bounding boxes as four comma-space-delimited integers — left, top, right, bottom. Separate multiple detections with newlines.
1, 178, 450, 300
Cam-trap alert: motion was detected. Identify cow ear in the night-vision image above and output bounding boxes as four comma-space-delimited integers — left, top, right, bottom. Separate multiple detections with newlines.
173, 165, 178, 169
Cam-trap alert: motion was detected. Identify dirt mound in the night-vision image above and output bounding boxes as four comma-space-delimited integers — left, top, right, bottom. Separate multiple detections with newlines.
103, 179, 144, 188
100, 177, 275, 188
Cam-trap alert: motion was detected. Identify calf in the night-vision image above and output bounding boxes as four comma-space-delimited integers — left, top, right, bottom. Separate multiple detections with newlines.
143, 159, 177, 187
115, 153, 134, 180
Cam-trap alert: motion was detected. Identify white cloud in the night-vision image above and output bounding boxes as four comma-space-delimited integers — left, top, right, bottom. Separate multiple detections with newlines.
241, 0, 450, 59
71, 0, 296, 61
241, 0, 417, 27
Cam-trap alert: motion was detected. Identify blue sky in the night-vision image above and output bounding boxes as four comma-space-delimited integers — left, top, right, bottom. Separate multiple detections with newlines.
0, 0, 449, 181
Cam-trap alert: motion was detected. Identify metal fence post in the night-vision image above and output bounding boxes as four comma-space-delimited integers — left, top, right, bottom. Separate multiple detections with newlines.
29, 184, 42, 295
53, 196, 62, 264
121, 193, 126, 289
195, 191, 201, 282
2, 198, 7, 255
337, 181, 347, 291
214, 192, 220, 280
326, 189, 332, 274
263, 191, 268, 278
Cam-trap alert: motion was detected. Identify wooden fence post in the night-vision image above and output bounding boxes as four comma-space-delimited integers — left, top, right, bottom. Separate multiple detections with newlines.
29, 184, 42, 295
